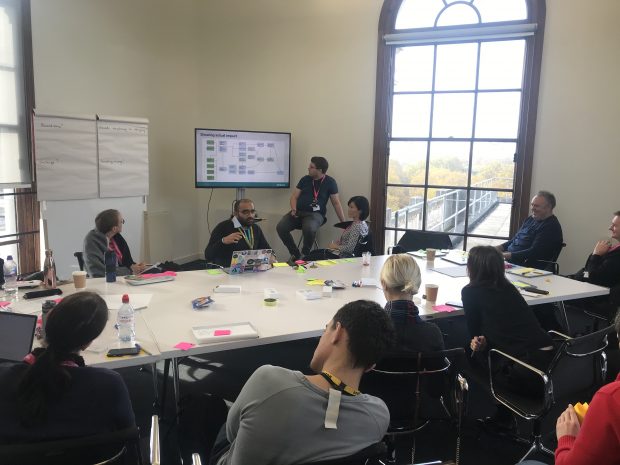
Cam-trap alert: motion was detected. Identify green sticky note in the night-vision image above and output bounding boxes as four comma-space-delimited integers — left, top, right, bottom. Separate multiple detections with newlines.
342, 258, 356, 263
207, 269, 224, 275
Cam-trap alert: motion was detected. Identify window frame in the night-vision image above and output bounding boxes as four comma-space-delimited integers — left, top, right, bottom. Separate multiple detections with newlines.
0, 0, 38, 274
370, 0, 546, 252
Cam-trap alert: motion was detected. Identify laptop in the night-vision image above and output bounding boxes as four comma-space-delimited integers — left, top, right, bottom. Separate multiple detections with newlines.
0, 312, 37, 362
228, 249, 273, 274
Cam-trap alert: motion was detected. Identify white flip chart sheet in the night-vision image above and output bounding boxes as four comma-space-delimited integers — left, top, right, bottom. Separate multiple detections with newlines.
97, 116, 149, 198
34, 114, 98, 201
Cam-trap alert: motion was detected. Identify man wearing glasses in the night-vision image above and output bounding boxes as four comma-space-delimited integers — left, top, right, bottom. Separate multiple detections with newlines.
205, 199, 272, 268
83, 209, 148, 277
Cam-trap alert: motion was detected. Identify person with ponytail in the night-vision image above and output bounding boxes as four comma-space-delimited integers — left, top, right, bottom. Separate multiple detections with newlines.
379, 254, 444, 353
0, 291, 135, 442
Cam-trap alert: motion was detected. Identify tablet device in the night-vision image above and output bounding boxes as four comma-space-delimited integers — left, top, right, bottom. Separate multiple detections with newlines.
0, 312, 37, 362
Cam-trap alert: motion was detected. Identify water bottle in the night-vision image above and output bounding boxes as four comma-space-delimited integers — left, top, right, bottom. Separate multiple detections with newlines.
117, 294, 135, 343
105, 250, 117, 283
41, 300, 56, 341
43, 249, 57, 289
3, 255, 18, 297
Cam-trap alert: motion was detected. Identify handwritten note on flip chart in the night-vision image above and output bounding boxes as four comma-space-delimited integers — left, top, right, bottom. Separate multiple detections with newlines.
34, 114, 98, 200
97, 116, 149, 198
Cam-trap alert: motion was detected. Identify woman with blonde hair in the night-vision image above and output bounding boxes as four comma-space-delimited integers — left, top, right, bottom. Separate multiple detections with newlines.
380, 254, 444, 352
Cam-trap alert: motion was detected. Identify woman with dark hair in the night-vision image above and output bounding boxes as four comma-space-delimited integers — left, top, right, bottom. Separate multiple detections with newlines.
0, 292, 135, 442
306, 196, 370, 260
463, 246, 553, 431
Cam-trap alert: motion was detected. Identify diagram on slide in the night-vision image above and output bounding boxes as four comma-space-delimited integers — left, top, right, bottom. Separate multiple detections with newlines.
195, 129, 290, 187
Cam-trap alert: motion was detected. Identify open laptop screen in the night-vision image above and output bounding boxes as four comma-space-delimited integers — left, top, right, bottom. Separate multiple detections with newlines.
230, 249, 273, 274
0, 312, 37, 362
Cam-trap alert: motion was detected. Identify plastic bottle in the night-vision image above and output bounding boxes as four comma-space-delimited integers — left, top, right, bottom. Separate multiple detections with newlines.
2, 255, 18, 297
117, 294, 135, 343
41, 300, 56, 341
43, 249, 57, 289
105, 250, 117, 283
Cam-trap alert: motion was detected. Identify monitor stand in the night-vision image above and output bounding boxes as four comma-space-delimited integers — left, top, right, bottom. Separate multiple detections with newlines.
236, 187, 245, 201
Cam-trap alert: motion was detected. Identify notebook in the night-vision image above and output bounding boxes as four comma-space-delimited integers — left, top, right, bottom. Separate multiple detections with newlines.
228, 249, 273, 274
0, 312, 37, 362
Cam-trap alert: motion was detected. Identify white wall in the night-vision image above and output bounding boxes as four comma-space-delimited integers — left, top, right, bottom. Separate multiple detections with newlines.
533, 0, 620, 271
31, 0, 620, 270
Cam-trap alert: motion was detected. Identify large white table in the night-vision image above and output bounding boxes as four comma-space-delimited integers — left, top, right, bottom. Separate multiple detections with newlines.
6, 254, 609, 412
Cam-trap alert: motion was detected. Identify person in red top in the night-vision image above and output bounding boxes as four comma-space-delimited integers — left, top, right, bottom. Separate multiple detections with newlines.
521, 310, 620, 465
552, 310, 620, 465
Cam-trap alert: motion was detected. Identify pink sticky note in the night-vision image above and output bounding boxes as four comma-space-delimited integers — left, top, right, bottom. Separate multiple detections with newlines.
141, 271, 177, 279
53, 298, 63, 304
214, 329, 231, 336
0, 301, 11, 308
174, 342, 195, 351
433, 305, 455, 313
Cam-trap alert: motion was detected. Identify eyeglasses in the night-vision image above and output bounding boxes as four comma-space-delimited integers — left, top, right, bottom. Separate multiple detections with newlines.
240, 209, 256, 215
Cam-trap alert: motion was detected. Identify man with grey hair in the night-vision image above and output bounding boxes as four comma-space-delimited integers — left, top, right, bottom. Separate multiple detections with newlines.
496, 190, 563, 270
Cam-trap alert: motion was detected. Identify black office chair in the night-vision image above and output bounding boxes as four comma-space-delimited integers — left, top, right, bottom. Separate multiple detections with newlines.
0, 426, 142, 465
297, 441, 387, 465
361, 348, 469, 465
74, 251, 85, 272
531, 242, 566, 274
390, 230, 453, 254
488, 325, 612, 462
351, 231, 375, 257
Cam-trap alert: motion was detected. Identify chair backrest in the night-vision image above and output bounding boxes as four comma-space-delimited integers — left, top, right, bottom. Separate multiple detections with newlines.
0, 426, 141, 465
525, 242, 565, 273
361, 348, 466, 426
489, 325, 612, 420
74, 251, 85, 272
548, 325, 612, 402
352, 231, 375, 257
395, 231, 453, 253
297, 441, 387, 465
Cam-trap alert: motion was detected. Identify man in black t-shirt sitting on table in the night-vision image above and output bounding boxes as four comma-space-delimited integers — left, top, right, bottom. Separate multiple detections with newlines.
204, 199, 271, 268
276, 156, 346, 262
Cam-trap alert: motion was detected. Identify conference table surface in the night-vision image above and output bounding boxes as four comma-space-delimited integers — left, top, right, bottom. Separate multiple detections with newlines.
8, 254, 609, 369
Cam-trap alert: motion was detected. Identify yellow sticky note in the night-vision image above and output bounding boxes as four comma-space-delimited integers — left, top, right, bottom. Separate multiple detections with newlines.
306, 279, 325, 286
316, 260, 334, 266
207, 269, 224, 275
272, 262, 290, 268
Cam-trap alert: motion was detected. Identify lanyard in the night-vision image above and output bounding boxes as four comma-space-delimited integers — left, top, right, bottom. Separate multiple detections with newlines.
312, 176, 326, 203
109, 237, 123, 262
238, 227, 254, 249
320, 370, 360, 396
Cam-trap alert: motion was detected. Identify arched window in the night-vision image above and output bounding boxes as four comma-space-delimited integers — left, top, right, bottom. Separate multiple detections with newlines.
370, 0, 545, 252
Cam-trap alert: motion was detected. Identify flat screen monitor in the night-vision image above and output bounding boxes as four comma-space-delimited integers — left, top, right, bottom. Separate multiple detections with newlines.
195, 128, 291, 188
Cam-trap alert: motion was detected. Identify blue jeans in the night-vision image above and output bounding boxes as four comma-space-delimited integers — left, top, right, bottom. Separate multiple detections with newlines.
276, 211, 324, 257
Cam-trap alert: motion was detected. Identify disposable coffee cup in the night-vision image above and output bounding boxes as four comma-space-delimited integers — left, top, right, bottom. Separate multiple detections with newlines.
425, 284, 439, 301
426, 248, 436, 261
72, 270, 87, 289
362, 252, 371, 266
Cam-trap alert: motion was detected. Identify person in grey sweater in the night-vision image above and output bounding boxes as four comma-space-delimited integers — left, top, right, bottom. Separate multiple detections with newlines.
210, 300, 396, 465
83, 209, 146, 277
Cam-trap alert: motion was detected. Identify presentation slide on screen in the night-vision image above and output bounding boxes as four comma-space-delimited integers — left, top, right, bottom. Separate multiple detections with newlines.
196, 129, 290, 187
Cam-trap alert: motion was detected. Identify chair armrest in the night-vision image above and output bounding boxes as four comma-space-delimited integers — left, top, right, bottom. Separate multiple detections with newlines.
488, 349, 547, 379
548, 330, 571, 340
150, 415, 160, 465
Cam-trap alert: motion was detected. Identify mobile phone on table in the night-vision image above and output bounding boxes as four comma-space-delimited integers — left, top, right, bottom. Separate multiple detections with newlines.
106, 345, 140, 357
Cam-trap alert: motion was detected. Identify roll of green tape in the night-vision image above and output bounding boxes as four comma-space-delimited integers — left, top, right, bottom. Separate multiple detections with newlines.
263, 298, 277, 307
